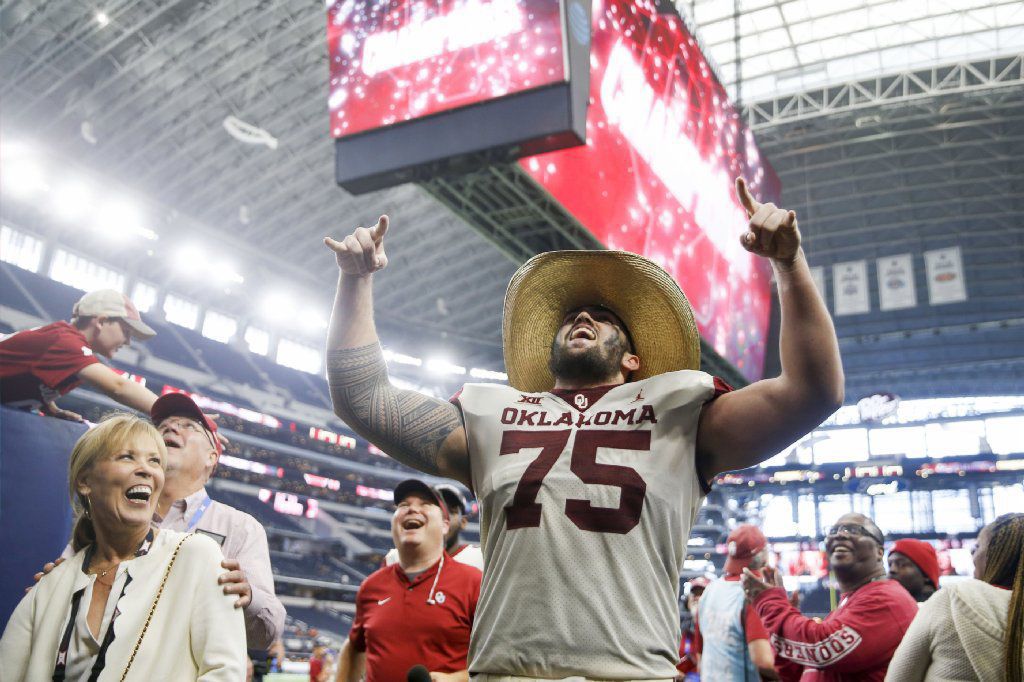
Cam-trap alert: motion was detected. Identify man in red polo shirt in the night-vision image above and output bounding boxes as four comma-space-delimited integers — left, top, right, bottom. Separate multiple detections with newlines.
0, 288, 159, 420
336, 479, 481, 682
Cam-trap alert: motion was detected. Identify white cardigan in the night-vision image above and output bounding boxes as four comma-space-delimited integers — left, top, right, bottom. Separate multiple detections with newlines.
885, 578, 1018, 681
0, 530, 246, 681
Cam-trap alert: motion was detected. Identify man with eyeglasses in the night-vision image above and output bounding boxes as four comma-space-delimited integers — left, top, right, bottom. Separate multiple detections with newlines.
149, 392, 285, 653
742, 512, 917, 681
0, 289, 161, 420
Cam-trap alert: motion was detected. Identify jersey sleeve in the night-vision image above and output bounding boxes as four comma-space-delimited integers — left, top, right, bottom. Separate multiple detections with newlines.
753, 586, 907, 673
34, 329, 100, 390
710, 376, 734, 401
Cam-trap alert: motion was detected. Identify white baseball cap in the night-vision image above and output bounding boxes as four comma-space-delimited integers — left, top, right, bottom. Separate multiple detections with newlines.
72, 289, 157, 340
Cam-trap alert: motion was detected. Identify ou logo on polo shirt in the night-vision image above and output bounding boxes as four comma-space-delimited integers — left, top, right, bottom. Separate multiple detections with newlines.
433, 592, 446, 604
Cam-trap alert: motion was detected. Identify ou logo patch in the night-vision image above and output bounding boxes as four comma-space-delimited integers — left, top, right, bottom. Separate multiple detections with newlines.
574, 394, 588, 409
433, 591, 446, 604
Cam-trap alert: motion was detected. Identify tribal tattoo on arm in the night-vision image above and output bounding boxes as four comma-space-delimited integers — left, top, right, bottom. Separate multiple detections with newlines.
327, 343, 468, 481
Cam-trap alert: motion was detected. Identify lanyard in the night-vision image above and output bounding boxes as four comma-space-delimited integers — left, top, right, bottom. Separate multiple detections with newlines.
53, 529, 154, 681
185, 493, 212, 532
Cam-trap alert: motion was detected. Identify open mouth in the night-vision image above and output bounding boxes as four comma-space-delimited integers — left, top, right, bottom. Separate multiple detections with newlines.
569, 326, 596, 341
125, 484, 153, 504
161, 434, 182, 449
401, 518, 425, 530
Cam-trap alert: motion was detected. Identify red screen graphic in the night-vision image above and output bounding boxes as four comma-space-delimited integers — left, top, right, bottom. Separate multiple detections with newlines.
519, 0, 780, 380
327, 0, 567, 138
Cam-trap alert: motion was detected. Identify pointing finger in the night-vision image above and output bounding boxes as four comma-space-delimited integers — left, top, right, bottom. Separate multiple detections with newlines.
735, 177, 761, 217
372, 215, 389, 243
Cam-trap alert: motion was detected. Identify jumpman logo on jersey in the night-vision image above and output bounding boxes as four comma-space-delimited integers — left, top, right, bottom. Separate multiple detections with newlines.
631, 389, 645, 402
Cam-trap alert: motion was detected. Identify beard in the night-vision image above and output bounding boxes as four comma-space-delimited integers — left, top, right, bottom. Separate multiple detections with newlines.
548, 333, 629, 385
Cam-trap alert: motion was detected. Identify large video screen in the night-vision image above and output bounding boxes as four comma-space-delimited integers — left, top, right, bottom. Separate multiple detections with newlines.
519, 0, 780, 380
327, 0, 567, 138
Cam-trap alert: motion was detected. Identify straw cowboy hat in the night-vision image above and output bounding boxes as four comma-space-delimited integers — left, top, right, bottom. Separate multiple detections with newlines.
502, 250, 700, 393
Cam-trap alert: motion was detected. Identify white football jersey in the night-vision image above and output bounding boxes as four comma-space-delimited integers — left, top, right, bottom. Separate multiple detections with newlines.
456, 370, 718, 678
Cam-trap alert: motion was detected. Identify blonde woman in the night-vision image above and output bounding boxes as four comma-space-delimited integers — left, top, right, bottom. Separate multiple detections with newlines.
0, 413, 246, 680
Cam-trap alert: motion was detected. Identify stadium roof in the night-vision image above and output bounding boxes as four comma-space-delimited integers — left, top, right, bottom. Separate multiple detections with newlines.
1, 1, 1022, 397
683, 0, 1024, 101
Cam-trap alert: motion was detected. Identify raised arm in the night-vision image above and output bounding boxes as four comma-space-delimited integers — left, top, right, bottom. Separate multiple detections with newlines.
324, 216, 470, 486
696, 178, 844, 478
78, 362, 160, 413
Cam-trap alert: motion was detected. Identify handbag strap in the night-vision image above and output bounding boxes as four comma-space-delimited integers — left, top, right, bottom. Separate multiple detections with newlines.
119, 533, 193, 682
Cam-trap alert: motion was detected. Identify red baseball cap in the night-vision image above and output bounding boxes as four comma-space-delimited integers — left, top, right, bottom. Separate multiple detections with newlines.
891, 539, 940, 588
151, 392, 222, 455
724, 525, 767, 575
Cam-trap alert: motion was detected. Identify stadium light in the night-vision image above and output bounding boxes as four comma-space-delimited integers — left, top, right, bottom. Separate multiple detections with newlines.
95, 11, 110, 27
298, 308, 329, 333
258, 291, 293, 321
382, 349, 423, 366
211, 258, 244, 285
2, 152, 47, 199
425, 357, 466, 376
469, 367, 508, 381
93, 198, 157, 241
52, 179, 95, 221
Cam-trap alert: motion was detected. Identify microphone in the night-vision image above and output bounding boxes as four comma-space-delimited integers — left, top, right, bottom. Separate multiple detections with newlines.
407, 665, 431, 682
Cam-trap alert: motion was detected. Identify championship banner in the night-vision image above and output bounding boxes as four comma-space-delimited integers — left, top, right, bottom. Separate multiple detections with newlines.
833, 260, 870, 316
925, 246, 967, 305
877, 254, 916, 311
809, 266, 826, 303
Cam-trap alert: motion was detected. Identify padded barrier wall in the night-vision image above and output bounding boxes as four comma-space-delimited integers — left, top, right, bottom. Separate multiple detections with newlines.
0, 407, 85, 627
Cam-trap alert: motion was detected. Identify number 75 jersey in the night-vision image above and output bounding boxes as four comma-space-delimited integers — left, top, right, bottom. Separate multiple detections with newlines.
454, 369, 724, 679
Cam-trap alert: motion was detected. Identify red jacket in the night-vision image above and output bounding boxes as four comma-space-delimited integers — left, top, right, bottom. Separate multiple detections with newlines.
752, 579, 917, 681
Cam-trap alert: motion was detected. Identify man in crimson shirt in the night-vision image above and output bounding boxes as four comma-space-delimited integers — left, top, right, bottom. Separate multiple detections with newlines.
0, 289, 160, 420
335, 479, 481, 682
743, 513, 917, 681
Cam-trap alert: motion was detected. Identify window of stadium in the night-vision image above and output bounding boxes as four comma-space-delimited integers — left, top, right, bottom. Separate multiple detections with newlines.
983, 415, 1024, 455
991, 483, 1024, 517
163, 293, 199, 329
812, 428, 869, 464
277, 338, 321, 374
925, 420, 986, 458
202, 310, 237, 343
871, 491, 913, 534
244, 326, 270, 356
130, 281, 159, 313
0, 225, 44, 272
868, 425, 926, 458
931, 489, 978, 534
49, 248, 125, 293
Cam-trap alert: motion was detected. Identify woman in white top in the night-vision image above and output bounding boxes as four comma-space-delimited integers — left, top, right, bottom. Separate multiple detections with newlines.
0, 413, 246, 681
885, 512, 1024, 682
